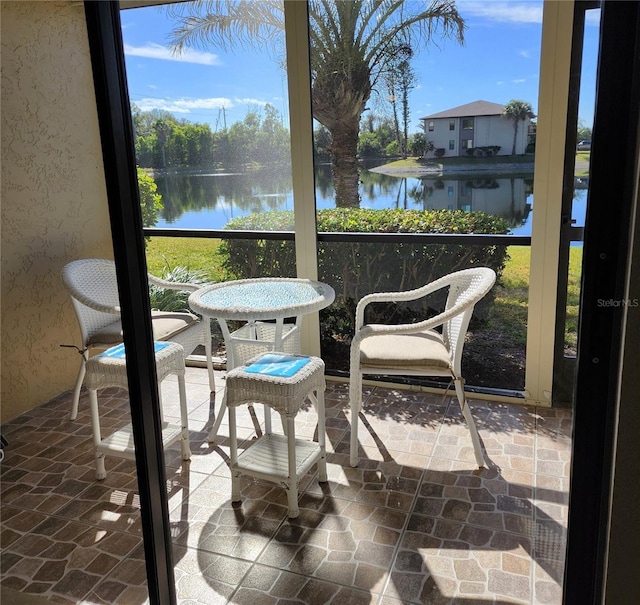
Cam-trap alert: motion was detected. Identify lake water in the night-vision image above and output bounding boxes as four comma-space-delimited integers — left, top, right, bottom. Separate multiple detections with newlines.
154, 163, 588, 238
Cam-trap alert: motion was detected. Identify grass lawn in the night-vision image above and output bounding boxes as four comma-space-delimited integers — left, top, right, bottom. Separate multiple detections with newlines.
384, 155, 534, 170
385, 153, 589, 178
145, 237, 227, 283
493, 245, 582, 353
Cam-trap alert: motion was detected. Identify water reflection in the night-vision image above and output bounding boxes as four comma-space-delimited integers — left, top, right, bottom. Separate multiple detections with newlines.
156, 167, 292, 225
355, 167, 534, 230
155, 163, 538, 232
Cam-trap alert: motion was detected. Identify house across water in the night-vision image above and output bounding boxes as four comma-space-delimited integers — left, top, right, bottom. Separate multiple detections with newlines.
421, 100, 534, 157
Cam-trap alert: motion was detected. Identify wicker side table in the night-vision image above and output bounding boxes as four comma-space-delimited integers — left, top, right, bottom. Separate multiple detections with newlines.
85, 341, 191, 480
225, 353, 327, 518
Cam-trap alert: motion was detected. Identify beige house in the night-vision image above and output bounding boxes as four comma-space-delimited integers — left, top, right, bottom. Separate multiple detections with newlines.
1, 1, 639, 602
420, 100, 532, 157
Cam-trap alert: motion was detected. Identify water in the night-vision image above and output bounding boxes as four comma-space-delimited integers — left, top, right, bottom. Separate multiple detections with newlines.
154, 163, 588, 237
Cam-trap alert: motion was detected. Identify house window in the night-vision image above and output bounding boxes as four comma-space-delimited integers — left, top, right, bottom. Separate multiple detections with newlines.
462, 118, 474, 130
449, 120, 455, 130
463, 139, 474, 149
447, 186, 454, 197
449, 139, 455, 150
428, 121, 434, 132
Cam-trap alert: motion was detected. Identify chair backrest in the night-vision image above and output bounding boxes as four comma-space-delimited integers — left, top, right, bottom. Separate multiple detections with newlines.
441, 268, 496, 373
62, 259, 121, 346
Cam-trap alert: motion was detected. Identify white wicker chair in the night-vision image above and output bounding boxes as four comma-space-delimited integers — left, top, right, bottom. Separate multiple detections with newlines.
349, 267, 497, 468
62, 258, 215, 420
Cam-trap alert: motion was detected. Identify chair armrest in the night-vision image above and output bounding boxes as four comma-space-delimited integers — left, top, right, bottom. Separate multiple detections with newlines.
70, 294, 121, 315
354, 287, 479, 341
148, 273, 204, 293
356, 308, 451, 340
354, 275, 451, 330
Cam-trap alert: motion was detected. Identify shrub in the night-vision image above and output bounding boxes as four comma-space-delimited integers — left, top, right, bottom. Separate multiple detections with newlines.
467, 146, 502, 157
221, 209, 509, 341
434, 148, 446, 158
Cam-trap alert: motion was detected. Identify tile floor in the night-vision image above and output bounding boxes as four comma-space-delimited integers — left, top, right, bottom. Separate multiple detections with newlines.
0, 366, 572, 604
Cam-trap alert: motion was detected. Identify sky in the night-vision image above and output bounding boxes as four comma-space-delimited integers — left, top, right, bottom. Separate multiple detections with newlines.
121, 1, 601, 135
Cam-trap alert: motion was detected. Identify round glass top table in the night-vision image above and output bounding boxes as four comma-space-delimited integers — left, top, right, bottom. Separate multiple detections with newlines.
189, 278, 335, 323
188, 278, 335, 443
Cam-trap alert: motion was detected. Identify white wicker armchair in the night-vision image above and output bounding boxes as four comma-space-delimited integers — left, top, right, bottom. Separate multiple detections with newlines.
349, 267, 497, 468
62, 258, 215, 420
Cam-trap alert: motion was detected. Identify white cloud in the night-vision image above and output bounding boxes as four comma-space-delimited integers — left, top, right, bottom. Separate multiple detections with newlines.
585, 9, 601, 26
124, 43, 220, 66
457, 1, 543, 24
135, 97, 233, 114
512, 78, 526, 83
519, 50, 531, 59
234, 97, 269, 107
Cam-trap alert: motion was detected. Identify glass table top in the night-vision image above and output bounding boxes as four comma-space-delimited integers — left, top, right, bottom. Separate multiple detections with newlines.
189, 278, 335, 320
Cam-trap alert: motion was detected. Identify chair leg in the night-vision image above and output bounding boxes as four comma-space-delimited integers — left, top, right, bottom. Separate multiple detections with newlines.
177, 375, 191, 461
88, 389, 106, 480
229, 407, 241, 503
349, 373, 361, 468
70, 357, 87, 421
454, 378, 485, 467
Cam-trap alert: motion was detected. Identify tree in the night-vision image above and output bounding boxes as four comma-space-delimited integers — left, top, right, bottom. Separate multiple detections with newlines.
384, 43, 416, 158
502, 99, 535, 156
409, 132, 428, 157
399, 55, 416, 159
577, 118, 592, 142
136, 167, 162, 229
154, 119, 171, 168
167, 0, 464, 207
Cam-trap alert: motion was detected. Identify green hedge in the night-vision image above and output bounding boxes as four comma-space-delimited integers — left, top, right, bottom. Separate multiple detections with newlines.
221, 209, 509, 341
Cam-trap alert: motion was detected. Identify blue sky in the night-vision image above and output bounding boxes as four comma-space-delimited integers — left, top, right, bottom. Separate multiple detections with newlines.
121, 1, 600, 134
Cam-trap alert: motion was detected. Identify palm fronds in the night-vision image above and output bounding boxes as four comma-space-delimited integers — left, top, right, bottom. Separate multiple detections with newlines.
149, 264, 209, 312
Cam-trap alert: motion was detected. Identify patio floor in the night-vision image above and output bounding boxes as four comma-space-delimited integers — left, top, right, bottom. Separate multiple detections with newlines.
0, 365, 572, 604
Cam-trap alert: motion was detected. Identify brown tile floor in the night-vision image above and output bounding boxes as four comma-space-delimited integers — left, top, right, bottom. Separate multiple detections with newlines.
1, 366, 571, 604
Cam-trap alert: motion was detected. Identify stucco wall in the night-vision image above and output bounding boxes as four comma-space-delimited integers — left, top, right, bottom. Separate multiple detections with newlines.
473, 116, 528, 155
1, 1, 113, 423
425, 119, 458, 155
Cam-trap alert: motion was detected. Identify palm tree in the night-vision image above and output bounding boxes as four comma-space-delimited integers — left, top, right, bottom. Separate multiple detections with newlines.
167, 0, 465, 207
502, 99, 535, 156
154, 119, 171, 168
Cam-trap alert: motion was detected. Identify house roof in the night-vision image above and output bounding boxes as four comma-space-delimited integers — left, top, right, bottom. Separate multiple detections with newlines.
421, 100, 506, 120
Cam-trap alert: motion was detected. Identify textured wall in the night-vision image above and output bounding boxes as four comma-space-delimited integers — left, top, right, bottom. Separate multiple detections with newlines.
1, 1, 114, 422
